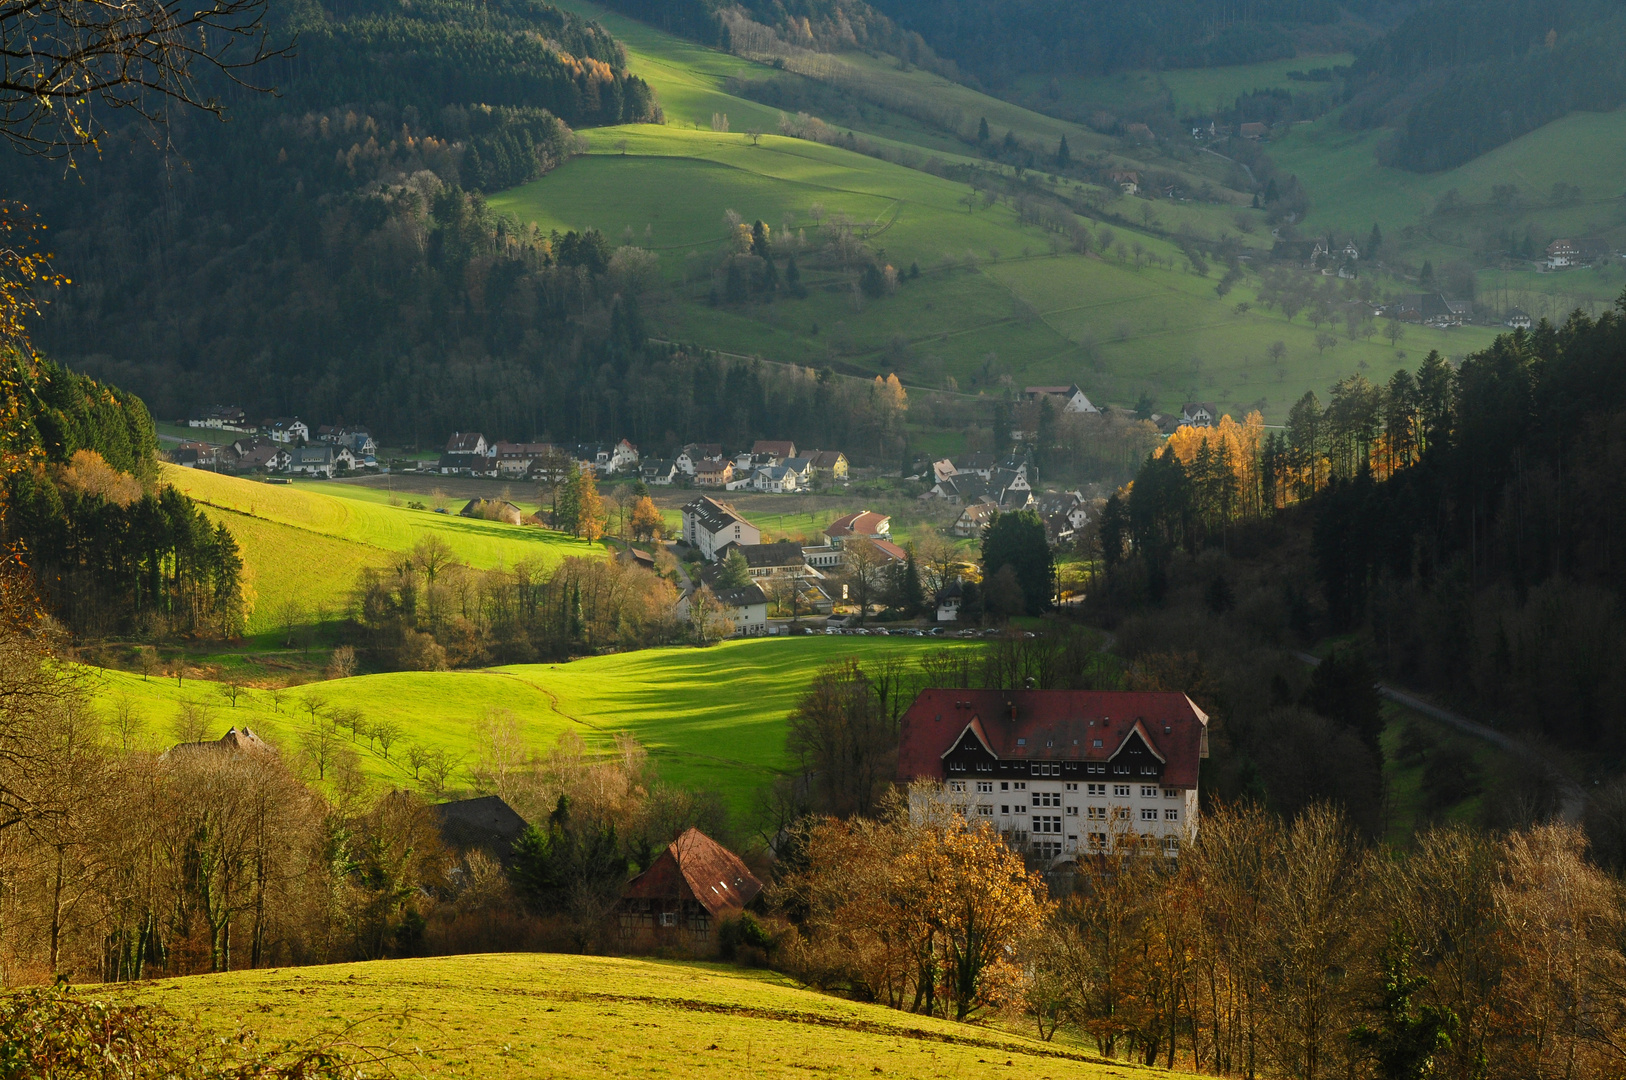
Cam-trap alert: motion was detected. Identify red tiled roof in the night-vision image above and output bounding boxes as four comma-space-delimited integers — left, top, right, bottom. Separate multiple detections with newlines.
871, 538, 908, 562
828, 510, 889, 538
897, 689, 1209, 787
622, 827, 762, 919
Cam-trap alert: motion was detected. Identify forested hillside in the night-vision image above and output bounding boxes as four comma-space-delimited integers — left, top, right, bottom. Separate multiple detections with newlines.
1343, 0, 1626, 171
1, 356, 247, 638
1, 0, 662, 442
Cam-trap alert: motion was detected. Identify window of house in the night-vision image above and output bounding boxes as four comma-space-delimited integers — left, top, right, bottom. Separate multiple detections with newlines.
1015, 804, 1028, 814
1034, 839, 1062, 859
1087, 806, 1106, 820
1035, 815, 1062, 834
1113, 763, 1130, 774
1013, 782, 1027, 790
1066, 806, 1079, 816
1066, 782, 1078, 791
1141, 786, 1159, 798
1035, 792, 1061, 808
977, 805, 993, 817
1164, 787, 1180, 798
948, 761, 966, 773
1031, 763, 1059, 777
1164, 836, 1180, 855
976, 781, 993, 793
1165, 808, 1179, 821
1000, 782, 1009, 791
1140, 808, 1157, 821
1087, 783, 1106, 796
1088, 832, 1106, 848
1092, 739, 1104, 748
1140, 764, 1158, 775
975, 761, 992, 772
1001, 804, 1009, 814
1087, 763, 1105, 774
1113, 784, 1130, 797
949, 781, 966, 792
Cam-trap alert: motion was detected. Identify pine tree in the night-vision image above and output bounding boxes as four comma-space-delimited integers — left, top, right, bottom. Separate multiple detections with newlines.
555, 467, 582, 533
1055, 135, 1071, 168
898, 545, 926, 615
977, 116, 989, 143
1368, 221, 1383, 257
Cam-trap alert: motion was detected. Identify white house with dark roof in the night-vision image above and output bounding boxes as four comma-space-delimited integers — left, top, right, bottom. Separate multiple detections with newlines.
1022, 384, 1099, 414
682, 496, 761, 561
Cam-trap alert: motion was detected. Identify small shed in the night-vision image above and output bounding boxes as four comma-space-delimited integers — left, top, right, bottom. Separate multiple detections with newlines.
614, 828, 762, 954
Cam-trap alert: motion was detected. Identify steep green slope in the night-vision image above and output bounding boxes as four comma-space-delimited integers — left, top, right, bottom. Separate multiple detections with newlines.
89, 637, 977, 814
140, 954, 1132, 1079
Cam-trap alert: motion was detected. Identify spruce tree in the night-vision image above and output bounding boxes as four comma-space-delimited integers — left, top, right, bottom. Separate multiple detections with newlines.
977, 116, 989, 142
1055, 134, 1071, 168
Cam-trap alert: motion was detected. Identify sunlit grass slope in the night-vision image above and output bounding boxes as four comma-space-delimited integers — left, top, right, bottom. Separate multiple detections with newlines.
491, 127, 1499, 419
162, 466, 602, 633
481, 1, 1490, 420
91, 637, 977, 815
141, 954, 1147, 1080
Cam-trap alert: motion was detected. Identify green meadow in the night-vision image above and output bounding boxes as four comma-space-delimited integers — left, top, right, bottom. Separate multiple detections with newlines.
90, 637, 978, 816
137, 954, 1141, 1080
479, 4, 1481, 422
163, 467, 602, 634
1011, 54, 1355, 117
491, 126, 1495, 419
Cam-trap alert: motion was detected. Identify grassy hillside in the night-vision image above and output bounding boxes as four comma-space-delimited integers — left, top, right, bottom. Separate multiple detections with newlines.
161, 466, 602, 634
1270, 107, 1626, 317
485, 3, 1496, 423
1011, 54, 1356, 117
137, 954, 1134, 1079
492, 127, 1498, 421
89, 637, 977, 815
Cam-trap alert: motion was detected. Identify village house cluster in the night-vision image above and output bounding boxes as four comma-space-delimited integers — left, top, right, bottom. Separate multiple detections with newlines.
173, 408, 378, 478
674, 497, 904, 635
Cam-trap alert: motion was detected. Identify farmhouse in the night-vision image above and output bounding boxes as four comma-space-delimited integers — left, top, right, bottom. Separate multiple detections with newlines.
265, 417, 310, 444
1503, 308, 1533, 330
682, 496, 761, 561
641, 459, 677, 486
1238, 121, 1268, 140
188, 405, 248, 430
897, 689, 1209, 862
1181, 402, 1217, 428
493, 442, 553, 478
751, 463, 799, 493
614, 828, 762, 955
806, 450, 849, 482
716, 584, 770, 636
750, 439, 797, 464
285, 445, 353, 478
438, 451, 491, 476
953, 502, 998, 538
676, 444, 722, 475
694, 457, 734, 488
446, 431, 488, 456
1022, 384, 1099, 414
432, 796, 529, 868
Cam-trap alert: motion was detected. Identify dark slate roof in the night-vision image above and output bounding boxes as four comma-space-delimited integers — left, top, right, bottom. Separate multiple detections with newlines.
433, 796, 529, 864
716, 584, 768, 608
738, 541, 806, 569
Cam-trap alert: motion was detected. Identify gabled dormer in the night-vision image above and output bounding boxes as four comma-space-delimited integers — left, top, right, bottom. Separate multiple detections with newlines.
942, 718, 998, 776
1108, 720, 1167, 781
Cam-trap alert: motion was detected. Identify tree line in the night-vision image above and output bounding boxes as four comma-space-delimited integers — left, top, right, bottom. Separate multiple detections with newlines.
777, 791, 1626, 1080
1, 356, 247, 639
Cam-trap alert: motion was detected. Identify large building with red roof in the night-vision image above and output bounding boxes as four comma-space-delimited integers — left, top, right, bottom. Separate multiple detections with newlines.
897, 689, 1209, 861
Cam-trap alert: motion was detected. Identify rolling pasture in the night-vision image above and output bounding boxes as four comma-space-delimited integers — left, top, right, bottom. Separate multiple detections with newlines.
138, 953, 1135, 1080
89, 637, 977, 816
483, 3, 1505, 422
491, 127, 1497, 421
163, 467, 602, 634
